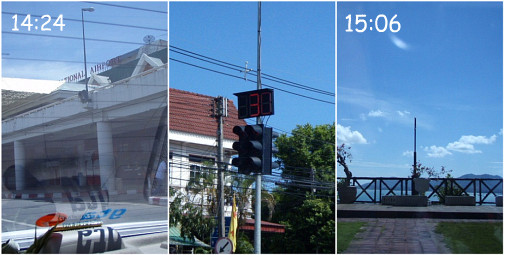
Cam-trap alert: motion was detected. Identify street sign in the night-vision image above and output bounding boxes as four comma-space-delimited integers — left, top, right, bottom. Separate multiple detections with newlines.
214, 237, 233, 254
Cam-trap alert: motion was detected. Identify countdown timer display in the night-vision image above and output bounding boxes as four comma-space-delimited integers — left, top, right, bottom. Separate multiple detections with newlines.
234, 88, 274, 119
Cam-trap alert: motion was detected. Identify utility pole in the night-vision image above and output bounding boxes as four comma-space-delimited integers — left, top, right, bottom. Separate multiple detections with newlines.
215, 96, 227, 238
254, 2, 262, 254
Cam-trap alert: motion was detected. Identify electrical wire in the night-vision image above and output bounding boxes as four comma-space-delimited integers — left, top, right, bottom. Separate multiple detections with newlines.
2, 31, 164, 47
170, 45, 334, 97
2, 11, 166, 32
170, 57, 335, 105
2, 11, 336, 193
83, 1, 167, 14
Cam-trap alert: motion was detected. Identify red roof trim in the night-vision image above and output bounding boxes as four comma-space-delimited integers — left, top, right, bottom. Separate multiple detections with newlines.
169, 88, 247, 140
239, 219, 285, 234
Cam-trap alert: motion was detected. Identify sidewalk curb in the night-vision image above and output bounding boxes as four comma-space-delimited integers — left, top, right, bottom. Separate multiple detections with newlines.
2, 190, 143, 202
148, 196, 168, 206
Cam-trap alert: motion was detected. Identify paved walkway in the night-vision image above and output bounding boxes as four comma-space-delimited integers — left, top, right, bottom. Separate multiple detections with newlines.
338, 218, 502, 254
338, 203, 503, 219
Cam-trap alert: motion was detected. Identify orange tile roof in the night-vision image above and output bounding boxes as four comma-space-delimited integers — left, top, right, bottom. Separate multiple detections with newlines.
169, 88, 247, 140
240, 219, 285, 233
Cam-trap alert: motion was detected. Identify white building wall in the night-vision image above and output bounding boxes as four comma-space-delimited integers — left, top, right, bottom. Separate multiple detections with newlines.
169, 129, 236, 216
2, 64, 167, 194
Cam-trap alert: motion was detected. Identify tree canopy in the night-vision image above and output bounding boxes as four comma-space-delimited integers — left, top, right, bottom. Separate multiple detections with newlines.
268, 123, 335, 253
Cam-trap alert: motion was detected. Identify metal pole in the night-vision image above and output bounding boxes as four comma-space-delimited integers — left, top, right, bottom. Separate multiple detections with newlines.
413, 117, 417, 195
81, 11, 88, 97
254, 2, 262, 254
217, 97, 225, 237
81, 7, 94, 100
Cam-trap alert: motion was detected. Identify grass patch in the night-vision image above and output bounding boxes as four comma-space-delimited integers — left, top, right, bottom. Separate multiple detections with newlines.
435, 222, 503, 254
337, 221, 367, 253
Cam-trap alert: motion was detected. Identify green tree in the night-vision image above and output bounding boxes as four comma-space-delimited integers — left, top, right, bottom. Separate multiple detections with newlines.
169, 162, 218, 246
275, 123, 335, 201
170, 161, 265, 253
269, 123, 335, 253
276, 123, 335, 178
337, 144, 352, 186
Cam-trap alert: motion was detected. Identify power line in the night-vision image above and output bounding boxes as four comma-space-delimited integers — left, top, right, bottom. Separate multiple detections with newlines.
2, 31, 163, 46
170, 45, 334, 97
83, 1, 167, 14
169, 152, 335, 188
3, 32, 332, 104
2, 12, 166, 32
170, 57, 335, 105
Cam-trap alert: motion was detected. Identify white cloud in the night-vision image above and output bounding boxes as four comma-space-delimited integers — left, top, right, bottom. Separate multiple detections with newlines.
368, 110, 385, 117
446, 135, 496, 154
426, 134, 497, 157
397, 110, 410, 117
458, 135, 496, 145
446, 141, 480, 154
337, 124, 367, 145
402, 150, 413, 157
425, 145, 452, 158
2, 61, 82, 81
389, 34, 410, 50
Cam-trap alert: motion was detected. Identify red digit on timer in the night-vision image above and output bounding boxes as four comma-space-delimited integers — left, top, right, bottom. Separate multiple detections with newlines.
249, 93, 260, 117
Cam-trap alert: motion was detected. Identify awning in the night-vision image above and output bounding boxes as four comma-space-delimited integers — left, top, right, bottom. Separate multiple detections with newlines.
169, 227, 210, 247
239, 219, 285, 233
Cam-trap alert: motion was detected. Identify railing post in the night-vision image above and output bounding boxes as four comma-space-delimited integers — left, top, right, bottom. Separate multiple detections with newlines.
379, 178, 382, 203
479, 180, 482, 205
473, 179, 474, 205
373, 178, 377, 203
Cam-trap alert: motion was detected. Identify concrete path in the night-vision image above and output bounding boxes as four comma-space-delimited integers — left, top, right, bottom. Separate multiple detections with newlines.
338, 218, 501, 254
338, 203, 503, 219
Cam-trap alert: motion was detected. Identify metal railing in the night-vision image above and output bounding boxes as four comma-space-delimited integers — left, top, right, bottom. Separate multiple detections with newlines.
337, 177, 503, 205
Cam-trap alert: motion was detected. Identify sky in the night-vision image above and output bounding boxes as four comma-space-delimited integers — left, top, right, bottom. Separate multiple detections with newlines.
169, 2, 335, 136
2, 1, 502, 179
1, 1, 167, 81
337, 2, 503, 178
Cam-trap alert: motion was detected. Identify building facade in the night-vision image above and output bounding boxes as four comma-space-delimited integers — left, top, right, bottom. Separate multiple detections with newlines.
169, 88, 247, 214
2, 41, 167, 199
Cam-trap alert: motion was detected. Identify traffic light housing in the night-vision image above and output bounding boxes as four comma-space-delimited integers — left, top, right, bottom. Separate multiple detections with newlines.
261, 127, 279, 175
232, 125, 264, 175
232, 124, 278, 175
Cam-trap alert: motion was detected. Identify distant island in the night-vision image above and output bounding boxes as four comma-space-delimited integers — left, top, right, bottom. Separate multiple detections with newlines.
458, 173, 502, 179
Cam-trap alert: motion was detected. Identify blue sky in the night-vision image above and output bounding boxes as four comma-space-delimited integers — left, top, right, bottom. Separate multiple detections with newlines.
170, 2, 335, 135
2, 1, 167, 81
337, 2, 503, 178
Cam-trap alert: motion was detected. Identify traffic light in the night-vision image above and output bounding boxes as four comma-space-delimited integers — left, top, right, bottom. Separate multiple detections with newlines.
232, 124, 279, 175
232, 125, 264, 175
261, 127, 279, 175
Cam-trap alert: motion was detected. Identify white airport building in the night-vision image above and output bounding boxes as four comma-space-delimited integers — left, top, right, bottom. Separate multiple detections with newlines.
2, 40, 167, 199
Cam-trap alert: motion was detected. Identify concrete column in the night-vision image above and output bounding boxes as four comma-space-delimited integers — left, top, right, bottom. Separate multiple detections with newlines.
14, 140, 26, 190
97, 121, 115, 191
77, 141, 86, 187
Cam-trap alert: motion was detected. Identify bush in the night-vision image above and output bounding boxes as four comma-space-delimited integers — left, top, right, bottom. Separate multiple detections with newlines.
436, 174, 465, 203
